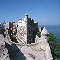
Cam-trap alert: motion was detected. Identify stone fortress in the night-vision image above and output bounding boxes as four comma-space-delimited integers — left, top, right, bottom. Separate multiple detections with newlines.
3, 14, 38, 44
0, 14, 53, 60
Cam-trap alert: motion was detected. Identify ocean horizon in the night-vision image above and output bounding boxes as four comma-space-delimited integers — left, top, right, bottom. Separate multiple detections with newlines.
39, 25, 60, 43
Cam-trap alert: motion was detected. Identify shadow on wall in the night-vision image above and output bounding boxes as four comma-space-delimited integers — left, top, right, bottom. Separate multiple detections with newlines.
5, 42, 26, 60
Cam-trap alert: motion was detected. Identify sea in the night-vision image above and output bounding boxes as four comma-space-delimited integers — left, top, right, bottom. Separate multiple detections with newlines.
39, 25, 60, 43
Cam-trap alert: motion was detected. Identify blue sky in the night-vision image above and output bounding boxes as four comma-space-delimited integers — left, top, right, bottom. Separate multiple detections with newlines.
0, 0, 60, 25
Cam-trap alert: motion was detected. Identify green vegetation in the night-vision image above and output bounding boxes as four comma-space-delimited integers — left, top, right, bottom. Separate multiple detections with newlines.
48, 33, 60, 60
36, 31, 41, 38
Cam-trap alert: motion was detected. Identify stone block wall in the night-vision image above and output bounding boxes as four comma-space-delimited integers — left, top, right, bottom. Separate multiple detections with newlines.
27, 18, 38, 44
17, 26, 27, 44
16, 16, 27, 44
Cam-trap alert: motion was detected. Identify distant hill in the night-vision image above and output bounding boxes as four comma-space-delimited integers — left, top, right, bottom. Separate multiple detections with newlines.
0, 23, 1, 26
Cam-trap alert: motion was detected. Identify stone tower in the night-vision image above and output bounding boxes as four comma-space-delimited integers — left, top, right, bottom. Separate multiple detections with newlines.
16, 14, 38, 44
41, 27, 49, 41
40, 27, 53, 60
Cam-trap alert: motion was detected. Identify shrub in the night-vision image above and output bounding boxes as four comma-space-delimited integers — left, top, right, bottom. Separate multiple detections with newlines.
36, 31, 41, 38
48, 33, 60, 60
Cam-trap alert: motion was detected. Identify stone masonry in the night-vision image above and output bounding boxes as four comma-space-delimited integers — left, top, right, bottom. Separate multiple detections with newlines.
16, 14, 38, 44
0, 34, 10, 60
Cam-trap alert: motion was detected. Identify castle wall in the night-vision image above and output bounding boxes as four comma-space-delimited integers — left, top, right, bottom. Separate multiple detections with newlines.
2, 14, 53, 60
27, 19, 38, 44
17, 17, 28, 44
3, 14, 38, 44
